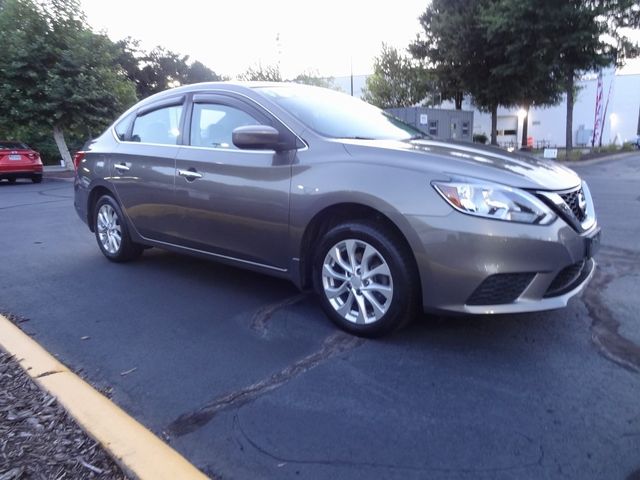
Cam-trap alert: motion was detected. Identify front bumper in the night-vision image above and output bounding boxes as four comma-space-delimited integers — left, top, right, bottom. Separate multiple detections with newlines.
406, 212, 598, 315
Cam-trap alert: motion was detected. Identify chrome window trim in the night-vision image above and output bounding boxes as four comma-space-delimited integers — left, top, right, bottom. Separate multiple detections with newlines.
178, 144, 278, 155
111, 88, 309, 152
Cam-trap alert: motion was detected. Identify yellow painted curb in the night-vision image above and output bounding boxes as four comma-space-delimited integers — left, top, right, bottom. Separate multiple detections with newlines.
0, 314, 209, 480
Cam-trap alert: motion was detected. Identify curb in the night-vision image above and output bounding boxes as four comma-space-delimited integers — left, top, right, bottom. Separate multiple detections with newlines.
563, 150, 639, 167
0, 314, 209, 480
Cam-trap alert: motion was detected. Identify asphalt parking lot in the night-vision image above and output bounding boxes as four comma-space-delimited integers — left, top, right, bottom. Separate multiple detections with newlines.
1, 153, 639, 479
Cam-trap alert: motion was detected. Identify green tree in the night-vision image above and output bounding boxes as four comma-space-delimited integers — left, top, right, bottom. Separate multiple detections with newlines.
550, 1, 639, 150
409, 1, 479, 111
362, 43, 430, 109
412, 0, 520, 144
480, 0, 564, 148
411, 0, 639, 149
116, 40, 222, 98
291, 71, 337, 89
0, 0, 137, 169
238, 64, 282, 82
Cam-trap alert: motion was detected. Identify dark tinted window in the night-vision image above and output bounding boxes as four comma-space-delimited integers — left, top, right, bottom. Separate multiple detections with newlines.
131, 105, 183, 145
257, 85, 425, 140
0, 141, 28, 149
190, 103, 260, 149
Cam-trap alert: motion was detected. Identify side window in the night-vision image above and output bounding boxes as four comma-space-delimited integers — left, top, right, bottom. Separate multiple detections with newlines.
114, 113, 134, 141
131, 104, 183, 145
190, 103, 261, 149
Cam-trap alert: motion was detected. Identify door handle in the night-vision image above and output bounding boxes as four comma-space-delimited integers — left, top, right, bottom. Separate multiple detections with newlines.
114, 163, 130, 172
177, 169, 203, 180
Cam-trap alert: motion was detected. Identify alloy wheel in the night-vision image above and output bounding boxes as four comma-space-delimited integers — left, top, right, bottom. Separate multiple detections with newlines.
96, 204, 122, 255
322, 239, 394, 324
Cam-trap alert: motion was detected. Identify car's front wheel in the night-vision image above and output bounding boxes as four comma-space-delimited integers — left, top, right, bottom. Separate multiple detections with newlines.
313, 221, 419, 337
94, 195, 143, 262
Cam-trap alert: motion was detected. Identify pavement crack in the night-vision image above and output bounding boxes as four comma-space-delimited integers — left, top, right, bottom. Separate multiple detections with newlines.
249, 292, 310, 336
37, 185, 74, 199
583, 247, 640, 373
0, 199, 67, 210
233, 413, 545, 473
167, 332, 364, 436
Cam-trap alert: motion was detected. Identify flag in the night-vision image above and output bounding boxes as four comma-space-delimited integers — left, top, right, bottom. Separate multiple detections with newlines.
592, 71, 603, 147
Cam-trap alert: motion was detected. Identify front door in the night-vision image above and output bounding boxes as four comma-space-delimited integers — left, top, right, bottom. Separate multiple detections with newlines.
173, 95, 293, 270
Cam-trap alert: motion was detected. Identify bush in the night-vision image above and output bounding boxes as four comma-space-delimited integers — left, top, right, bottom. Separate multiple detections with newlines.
473, 133, 488, 144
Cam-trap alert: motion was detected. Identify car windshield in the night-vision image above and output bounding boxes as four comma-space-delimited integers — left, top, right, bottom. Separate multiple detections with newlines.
256, 85, 428, 141
0, 141, 28, 149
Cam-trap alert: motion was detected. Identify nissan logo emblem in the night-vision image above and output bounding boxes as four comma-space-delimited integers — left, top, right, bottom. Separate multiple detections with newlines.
578, 191, 587, 214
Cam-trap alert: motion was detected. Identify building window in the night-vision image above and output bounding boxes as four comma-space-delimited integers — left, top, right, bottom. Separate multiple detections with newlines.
429, 120, 438, 136
462, 121, 470, 136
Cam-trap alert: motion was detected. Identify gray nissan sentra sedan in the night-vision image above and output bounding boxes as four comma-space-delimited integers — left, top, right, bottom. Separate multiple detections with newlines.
74, 82, 600, 337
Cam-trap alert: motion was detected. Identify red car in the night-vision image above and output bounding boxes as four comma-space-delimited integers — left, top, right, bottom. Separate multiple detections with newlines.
0, 141, 43, 183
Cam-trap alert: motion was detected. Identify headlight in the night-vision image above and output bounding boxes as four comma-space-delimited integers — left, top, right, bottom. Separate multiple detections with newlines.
432, 180, 556, 225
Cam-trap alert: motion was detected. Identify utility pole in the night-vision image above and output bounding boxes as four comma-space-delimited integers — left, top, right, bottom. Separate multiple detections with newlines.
350, 57, 354, 96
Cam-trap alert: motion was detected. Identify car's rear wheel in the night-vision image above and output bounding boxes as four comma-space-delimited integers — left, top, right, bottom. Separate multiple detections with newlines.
94, 195, 143, 262
31, 175, 42, 183
8, 178, 16, 184
313, 221, 419, 337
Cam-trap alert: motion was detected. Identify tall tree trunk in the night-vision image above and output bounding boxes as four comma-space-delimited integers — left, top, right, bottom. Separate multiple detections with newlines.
490, 104, 498, 145
565, 72, 575, 152
455, 91, 463, 110
52, 124, 73, 171
521, 103, 530, 149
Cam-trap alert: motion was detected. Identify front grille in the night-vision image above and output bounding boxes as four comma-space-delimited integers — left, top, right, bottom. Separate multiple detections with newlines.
544, 260, 586, 297
467, 273, 535, 306
560, 188, 587, 222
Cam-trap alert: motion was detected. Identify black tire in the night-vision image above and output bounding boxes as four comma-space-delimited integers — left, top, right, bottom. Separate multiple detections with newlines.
313, 221, 420, 338
93, 194, 143, 262
31, 175, 42, 184
8, 178, 16, 184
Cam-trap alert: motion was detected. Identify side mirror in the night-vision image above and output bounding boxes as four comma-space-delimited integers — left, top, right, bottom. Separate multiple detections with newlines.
232, 125, 282, 151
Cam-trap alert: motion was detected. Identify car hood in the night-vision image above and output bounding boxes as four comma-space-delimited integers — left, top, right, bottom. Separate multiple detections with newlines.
341, 138, 581, 191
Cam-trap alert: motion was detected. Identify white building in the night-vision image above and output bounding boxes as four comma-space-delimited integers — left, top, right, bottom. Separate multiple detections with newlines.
470, 70, 640, 148
337, 69, 640, 148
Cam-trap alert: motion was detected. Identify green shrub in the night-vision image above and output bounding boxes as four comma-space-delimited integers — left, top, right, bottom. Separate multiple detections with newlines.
473, 133, 488, 144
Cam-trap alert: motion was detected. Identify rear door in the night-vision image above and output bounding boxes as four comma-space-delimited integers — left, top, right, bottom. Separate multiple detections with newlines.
110, 96, 185, 243
173, 93, 295, 270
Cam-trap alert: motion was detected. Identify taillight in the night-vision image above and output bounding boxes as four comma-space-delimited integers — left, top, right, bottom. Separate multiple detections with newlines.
73, 151, 86, 170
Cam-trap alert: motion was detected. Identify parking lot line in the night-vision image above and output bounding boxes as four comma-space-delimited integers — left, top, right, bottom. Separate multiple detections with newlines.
0, 314, 209, 480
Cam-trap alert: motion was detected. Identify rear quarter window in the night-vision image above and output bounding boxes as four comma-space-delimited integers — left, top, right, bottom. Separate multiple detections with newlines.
114, 113, 134, 141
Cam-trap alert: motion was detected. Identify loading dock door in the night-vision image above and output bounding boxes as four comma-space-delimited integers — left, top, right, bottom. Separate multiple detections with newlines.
497, 115, 518, 146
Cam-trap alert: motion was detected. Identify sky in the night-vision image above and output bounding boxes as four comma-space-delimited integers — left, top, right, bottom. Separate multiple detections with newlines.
79, 0, 429, 79
80, 1, 640, 79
